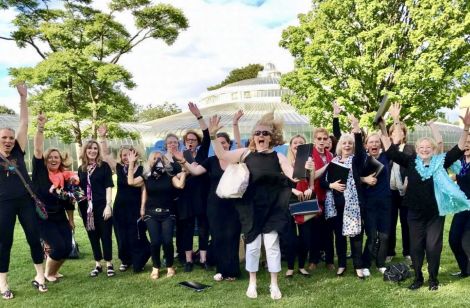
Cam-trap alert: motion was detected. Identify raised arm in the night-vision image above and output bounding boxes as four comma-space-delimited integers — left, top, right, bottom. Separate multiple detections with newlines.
16, 83, 28, 151
233, 110, 244, 149
428, 120, 444, 153
127, 150, 144, 187
172, 150, 207, 176
189, 102, 207, 130
34, 112, 46, 159
209, 115, 247, 163
97, 124, 117, 172
458, 108, 470, 151
332, 100, 342, 139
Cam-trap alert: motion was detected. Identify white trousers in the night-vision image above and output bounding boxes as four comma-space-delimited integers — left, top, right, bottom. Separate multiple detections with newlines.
245, 231, 281, 273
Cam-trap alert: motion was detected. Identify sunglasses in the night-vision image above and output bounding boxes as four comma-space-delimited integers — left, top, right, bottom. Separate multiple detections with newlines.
316, 137, 328, 141
254, 130, 272, 137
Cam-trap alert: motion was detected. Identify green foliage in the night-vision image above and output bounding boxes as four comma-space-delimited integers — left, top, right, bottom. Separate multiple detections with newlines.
0, 104, 15, 114
280, 0, 469, 129
136, 102, 182, 122
2, 0, 188, 145
207, 64, 264, 91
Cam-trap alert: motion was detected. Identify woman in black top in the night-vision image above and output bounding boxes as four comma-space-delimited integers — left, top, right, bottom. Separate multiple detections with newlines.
178, 103, 211, 272
78, 140, 115, 277
381, 103, 470, 290
320, 115, 366, 279
127, 150, 186, 279
450, 137, 470, 278
0, 84, 46, 299
33, 113, 75, 283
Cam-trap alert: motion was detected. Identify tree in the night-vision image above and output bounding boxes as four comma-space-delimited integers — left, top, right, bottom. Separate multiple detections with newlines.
280, 0, 469, 128
135, 102, 181, 122
0, 105, 15, 115
1, 0, 188, 145
207, 64, 263, 91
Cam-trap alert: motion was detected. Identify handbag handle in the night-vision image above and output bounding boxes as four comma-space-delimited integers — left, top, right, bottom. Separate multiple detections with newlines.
239, 149, 250, 163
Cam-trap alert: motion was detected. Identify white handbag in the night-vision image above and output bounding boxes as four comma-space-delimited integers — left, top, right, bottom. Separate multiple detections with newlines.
216, 150, 250, 199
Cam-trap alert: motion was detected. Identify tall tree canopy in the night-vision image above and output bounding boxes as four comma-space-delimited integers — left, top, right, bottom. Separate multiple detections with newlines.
207, 63, 263, 91
135, 102, 181, 122
0, 105, 16, 115
1, 0, 188, 144
280, 0, 469, 128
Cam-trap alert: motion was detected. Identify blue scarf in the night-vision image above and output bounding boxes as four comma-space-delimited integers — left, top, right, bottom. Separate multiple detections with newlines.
415, 154, 470, 216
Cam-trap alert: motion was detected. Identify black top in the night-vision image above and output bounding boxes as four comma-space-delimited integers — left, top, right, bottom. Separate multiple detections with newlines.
0, 141, 30, 201
386, 144, 464, 213
363, 153, 391, 198
320, 133, 366, 206
456, 158, 470, 199
32, 157, 74, 221
144, 173, 177, 212
114, 164, 143, 224
78, 161, 114, 205
177, 128, 210, 219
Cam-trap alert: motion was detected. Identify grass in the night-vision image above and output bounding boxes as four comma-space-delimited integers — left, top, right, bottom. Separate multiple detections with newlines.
3, 217, 468, 308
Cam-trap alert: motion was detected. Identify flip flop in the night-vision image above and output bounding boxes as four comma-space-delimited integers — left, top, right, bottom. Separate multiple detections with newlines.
31, 280, 48, 293
1, 289, 13, 300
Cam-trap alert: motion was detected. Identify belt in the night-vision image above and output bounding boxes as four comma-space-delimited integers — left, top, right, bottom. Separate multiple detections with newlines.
153, 208, 170, 213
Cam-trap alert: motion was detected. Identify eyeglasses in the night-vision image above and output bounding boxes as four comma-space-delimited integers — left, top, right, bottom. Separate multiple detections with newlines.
316, 137, 328, 141
186, 138, 198, 142
254, 130, 272, 137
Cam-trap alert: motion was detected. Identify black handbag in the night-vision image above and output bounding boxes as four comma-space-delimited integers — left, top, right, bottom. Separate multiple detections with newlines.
383, 262, 411, 282
68, 231, 80, 259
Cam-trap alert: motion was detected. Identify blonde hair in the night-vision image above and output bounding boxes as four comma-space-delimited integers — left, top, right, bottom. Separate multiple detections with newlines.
364, 132, 382, 145
143, 151, 174, 178
336, 134, 355, 156
117, 145, 143, 166
415, 137, 438, 152
80, 140, 103, 171
248, 111, 284, 152
313, 127, 329, 139
44, 148, 72, 171
287, 135, 306, 166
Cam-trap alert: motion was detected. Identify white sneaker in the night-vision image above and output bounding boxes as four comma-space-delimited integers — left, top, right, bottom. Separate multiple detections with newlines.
385, 256, 393, 263
269, 285, 282, 300
362, 268, 371, 277
246, 283, 257, 299
378, 267, 386, 274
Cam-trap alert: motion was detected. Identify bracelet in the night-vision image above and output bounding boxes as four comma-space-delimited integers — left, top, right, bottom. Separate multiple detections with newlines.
196, 115, 203, 120
210, 135, 216, 140
232, 123, 238, 126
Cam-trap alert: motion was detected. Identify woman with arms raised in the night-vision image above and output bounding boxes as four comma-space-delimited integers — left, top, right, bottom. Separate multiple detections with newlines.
0, 84, 47, 300
209, 112, 295, 300
127, 150, 186, 279
381, 103, 470, 291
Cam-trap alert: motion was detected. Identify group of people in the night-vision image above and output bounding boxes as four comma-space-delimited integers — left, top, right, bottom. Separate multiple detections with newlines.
0, 84, 469, 301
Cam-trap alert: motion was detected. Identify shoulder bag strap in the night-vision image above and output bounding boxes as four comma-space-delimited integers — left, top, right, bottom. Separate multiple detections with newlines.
0, 152, 38, 199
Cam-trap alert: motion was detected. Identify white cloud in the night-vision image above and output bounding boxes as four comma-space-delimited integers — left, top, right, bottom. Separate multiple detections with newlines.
0, 0, 312, 113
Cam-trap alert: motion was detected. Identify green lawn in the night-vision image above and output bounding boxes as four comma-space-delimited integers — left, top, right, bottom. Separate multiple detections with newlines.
4, 218, 468, 308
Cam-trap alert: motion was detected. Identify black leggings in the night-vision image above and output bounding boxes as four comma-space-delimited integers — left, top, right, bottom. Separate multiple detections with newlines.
449, 211, 470, 275
309, 214, 335, 265
180, 214, 209, 252
146, 214, 174, 268
282, 216, 311, 270
408, 209, 445, 282
388, 190, 410, 257
0, 196, 44, 272
39, 218, 73, 261
78, 201, 113, 261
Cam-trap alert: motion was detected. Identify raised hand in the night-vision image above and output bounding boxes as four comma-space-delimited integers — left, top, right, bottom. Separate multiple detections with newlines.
16, 82, 27, 99
172, 150, 184, 162
188, 102, 201, 118
389, 103, 401, 121
348, 114, 360, 132
128, 150, 138, 163
233, 109, 244, 124
209, 115, 223, 136
37, 112, 47, 128
97, 124, 107, 138
333, 100, 342, 117
459, 108, 470, 127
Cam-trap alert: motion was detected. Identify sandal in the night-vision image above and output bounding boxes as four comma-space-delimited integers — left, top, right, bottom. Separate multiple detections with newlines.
246, 283, 257, 299
90, 266, 102, 277
269, 284, 282, 300
166, 267, 176, 278
106, 265, 115, 277
150, 268, 159, 280
119, 264, 129, 272
31, 280, 48, 293
1, 289, 13, 300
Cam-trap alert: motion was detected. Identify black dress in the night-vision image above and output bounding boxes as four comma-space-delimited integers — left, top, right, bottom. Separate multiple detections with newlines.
113, 164, 150, 272
236, 151, 291, 244
201, 156, 241, 277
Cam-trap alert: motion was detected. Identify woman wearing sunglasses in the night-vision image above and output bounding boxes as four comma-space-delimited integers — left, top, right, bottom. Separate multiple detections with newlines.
97, 127, 150, 273
209, 112, 296, 300
127, 150, 186, 279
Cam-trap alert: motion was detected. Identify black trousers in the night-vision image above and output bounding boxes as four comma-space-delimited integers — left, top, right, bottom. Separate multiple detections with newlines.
78, 201, 113, 261
309, 211, 335, 265
180, 214, 209, 252
114, 217, 151, 271
407, 209, 445, 282
388, 190, 410, 257
39, 218, 73, 261
146, 214, 174, 268
0, 196, 44, 272
330, 205, 363, 269
362, 196, 392, 268
449, 211, 470, 275
281, 216, 311, 270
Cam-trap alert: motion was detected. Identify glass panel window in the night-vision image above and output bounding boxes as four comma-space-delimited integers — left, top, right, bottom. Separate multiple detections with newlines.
244, 91, 251, 99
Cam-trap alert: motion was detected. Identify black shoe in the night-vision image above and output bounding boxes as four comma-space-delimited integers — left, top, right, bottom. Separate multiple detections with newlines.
428, 280, 439, 291
184, 262, 193, 272
199, 262, 210, 271
408, 280, 424, 290
457, 273, 468, 278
